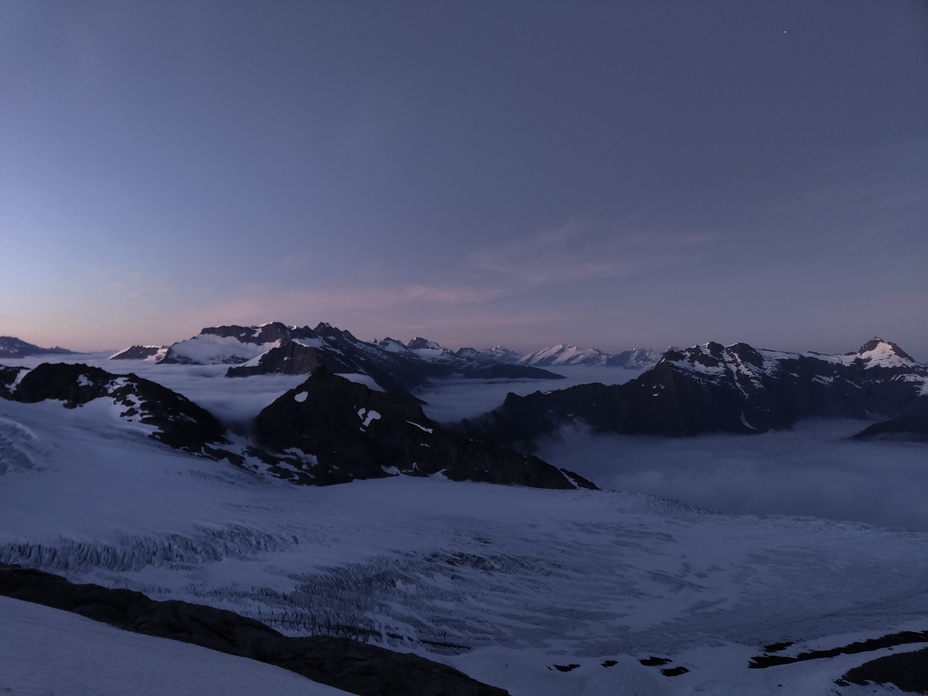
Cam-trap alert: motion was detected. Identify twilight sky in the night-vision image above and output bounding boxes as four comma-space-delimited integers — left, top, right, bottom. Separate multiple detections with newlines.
2, 1, 927, 358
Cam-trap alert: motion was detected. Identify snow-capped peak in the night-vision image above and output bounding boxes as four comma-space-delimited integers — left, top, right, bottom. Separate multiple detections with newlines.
854, 337, 919, 369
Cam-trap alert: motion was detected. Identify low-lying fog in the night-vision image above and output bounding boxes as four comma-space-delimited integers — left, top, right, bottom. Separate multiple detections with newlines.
414, 365, 643, 422
418, 366, 928, 533
535, 419, 928, 532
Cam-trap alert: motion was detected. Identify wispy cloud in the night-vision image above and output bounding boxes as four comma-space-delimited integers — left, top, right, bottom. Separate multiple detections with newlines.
105, 271, 174, 301
469, 217, 715, 286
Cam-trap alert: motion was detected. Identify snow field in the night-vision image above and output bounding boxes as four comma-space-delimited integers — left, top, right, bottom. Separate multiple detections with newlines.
1, 357, 927, 694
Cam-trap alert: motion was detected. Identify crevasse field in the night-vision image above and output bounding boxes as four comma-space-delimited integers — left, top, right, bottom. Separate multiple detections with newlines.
2, 356, 927, 695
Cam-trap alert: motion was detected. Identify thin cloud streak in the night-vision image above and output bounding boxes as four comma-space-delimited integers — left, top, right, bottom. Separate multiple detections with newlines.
469, 219, 716, 286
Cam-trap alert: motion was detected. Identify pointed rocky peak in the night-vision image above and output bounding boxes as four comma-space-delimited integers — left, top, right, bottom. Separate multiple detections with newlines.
854, 338, 918, 370
289, 325, 320, 341
313, 322, 361, 344
404, 337, 454, 362
727, 342, 765, 368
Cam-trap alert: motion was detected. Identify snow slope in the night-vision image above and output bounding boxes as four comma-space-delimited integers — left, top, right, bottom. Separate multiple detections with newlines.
0, 595, 349, 695
1, 381, 927, 694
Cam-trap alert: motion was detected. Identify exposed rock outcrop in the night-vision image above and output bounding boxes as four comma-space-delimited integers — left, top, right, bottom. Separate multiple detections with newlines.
3, 362, 228, 455
253, 367, 595, 490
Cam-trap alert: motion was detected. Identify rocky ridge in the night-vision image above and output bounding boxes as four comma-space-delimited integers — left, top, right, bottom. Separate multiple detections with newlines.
123, 322, 564, 401
462, 338, 928, 447
0, 336, 76, 359
2, 362, 227, 455
251, 367, 595, 489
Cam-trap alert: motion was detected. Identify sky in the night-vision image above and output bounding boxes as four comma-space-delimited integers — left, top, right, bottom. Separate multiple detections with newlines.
1, 1, 926, 358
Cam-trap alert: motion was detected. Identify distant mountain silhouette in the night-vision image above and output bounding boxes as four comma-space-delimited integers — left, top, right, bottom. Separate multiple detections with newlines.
0, 336, 76, 359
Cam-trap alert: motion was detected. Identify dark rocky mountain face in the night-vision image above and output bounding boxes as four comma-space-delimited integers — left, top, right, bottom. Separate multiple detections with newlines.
0, 336, 76, 358
3, 363, 228, 455
252, 367, 595, 490
854, 395, 928, 442
462, 339, 928, 447
0, 366, 25, 399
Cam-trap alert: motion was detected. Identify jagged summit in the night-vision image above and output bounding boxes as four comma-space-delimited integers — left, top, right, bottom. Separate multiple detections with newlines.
660, 338, 922, 378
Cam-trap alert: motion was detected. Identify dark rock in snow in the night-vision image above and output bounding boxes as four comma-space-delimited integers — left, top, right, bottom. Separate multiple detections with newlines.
838, 646, 928, 693
252, 367, 595, 489
0, 564, 508, 696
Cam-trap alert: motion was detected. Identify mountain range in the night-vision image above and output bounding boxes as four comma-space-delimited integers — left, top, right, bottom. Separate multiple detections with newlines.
10, 324, 928, 446
112, 322, 568, 401
109, 323, 660, 397
2, 327, 927, 694
462, 337, 928, 445
0, 357, 591, 491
